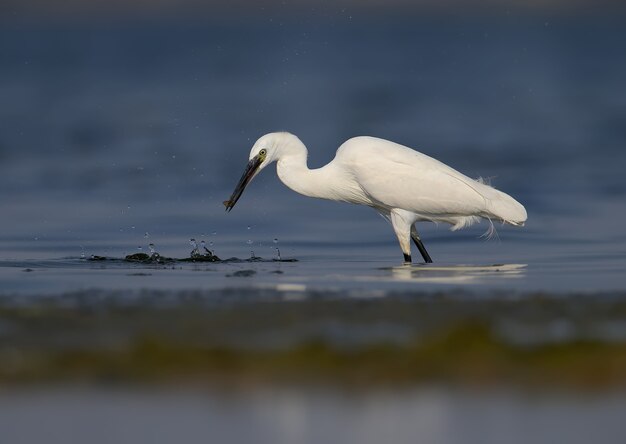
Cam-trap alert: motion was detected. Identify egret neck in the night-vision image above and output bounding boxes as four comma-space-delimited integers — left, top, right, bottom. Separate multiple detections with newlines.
274, 137, 365, 204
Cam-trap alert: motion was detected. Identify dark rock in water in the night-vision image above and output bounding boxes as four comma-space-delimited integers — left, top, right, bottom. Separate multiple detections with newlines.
124, 253, 151, 262
124, 253, 174, 264
88, 252, 218, 264
227, 269, 256, 277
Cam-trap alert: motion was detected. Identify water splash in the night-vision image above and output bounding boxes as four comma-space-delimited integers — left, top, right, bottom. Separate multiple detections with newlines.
147, 242, 162, 260
272, 238, 281, 260
200, 240, 212, 255
181, 237, 220, 262
189, 238, 200, 257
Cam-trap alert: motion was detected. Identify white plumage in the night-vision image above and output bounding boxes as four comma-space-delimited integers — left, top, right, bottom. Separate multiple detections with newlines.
224, 132, 527, 263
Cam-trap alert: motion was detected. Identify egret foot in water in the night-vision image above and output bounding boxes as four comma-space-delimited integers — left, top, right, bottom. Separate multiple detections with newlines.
224, 132, 527, 262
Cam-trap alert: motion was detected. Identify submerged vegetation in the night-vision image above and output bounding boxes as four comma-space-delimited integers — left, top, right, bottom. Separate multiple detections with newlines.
1, 290, 625, 388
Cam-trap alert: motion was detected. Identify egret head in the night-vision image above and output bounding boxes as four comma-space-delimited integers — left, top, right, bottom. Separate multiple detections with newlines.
223, 133, 285, 212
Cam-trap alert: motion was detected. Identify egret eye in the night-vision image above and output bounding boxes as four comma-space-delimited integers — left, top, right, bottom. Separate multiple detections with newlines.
259, 149, 267, 156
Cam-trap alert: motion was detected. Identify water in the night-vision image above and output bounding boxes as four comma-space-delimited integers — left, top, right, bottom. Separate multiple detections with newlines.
1, 14, 625, 442
1, 387, 625, 444
1, 18, 625, 295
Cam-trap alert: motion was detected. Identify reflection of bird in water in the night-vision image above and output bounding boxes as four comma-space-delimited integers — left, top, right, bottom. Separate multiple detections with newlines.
388, 263, 527, 283
224, 132, 527, 263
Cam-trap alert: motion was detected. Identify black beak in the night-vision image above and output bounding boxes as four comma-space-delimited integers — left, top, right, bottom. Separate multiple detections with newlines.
223, 154, 263, 212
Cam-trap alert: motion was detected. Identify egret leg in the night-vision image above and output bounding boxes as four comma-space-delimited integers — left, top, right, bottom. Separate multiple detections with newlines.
411, 225, 433, 263
389, 210, 414, 263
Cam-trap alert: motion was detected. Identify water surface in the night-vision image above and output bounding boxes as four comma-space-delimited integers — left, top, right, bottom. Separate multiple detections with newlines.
2, 387, 625, 444
1, 18, 625, 296
1, 16, 626, 443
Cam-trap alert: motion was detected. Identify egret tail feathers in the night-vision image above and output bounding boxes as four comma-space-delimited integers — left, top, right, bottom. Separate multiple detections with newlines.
470, 177, 527, 226
448, 180, 526, 231
485, 191, 527, 226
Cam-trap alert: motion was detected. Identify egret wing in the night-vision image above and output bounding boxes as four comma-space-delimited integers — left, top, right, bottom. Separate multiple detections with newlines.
339, 137, 490, 217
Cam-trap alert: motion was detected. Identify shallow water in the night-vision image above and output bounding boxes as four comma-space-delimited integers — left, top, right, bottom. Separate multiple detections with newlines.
1, 15, 625, 442
0, 15, 624, 347
1, 387, 625, 444
0, 236, 624, 295
1, 18, 626, 296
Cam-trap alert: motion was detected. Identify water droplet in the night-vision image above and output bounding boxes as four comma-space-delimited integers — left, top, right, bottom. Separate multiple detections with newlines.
137, 246, 143, 252
276, 248, 281, 261
246, 239, 253, 245
200, 240, 206, 248
148, 243, 156, 254
211, 231, 217, 236
144, 232, 150, 239
273, 238, 279, 244
247, 225, 251, 230
209, 241, 214, 247
189, 238, 197, 248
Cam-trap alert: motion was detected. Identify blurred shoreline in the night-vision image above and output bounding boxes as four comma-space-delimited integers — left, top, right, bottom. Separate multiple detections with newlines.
2, 288, 625, 389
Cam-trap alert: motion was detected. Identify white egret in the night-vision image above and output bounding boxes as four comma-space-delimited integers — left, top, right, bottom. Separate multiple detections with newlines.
224, 132, 527, 263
